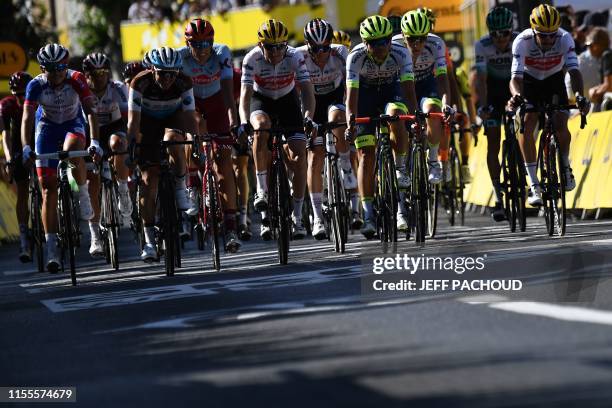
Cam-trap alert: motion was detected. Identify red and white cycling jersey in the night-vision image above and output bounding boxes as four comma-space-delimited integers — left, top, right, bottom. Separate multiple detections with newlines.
241, 46, 310, 100
24, 70, 94, 124
95, 80, 128, 126
296, 44, 347, 95
511, 28, 579, 80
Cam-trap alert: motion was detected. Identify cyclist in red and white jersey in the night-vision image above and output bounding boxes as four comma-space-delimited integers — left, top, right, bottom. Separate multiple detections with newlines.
21, 44, 100, 272
508, 4, 589, 206
239, 19, 316, 240
82, 52, 131, 258
297, 18, 354, 240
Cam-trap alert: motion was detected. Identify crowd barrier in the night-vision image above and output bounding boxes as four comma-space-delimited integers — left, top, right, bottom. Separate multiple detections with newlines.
464, 110, 612, 211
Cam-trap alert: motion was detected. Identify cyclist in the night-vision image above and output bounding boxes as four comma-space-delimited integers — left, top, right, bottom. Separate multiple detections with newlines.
471, 6, 518, 221
239, 19, 316, 240
332, 30, 352, 50
21, 43, 100, 272
345, 15, 418, 238
1, 71, 33, 262
82, 52, 132, 257
127, 47, 197, 262
179, 18, 242, 252
396, 9, 454, 188
297, 18, 354, 240
123, 61, 146, 85
508, 4, 589, 206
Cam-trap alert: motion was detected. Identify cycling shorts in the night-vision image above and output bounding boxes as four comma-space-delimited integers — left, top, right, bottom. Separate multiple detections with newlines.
138, 110, 184, 167
250, 89, 306, 143
415, 77, 442, 111
35, 116, 86, 178
484, 77, 512, 128
195, 91, 233, 145
355, 83, 407, 149
312, 86, 345, 147
523, 71, 568, 111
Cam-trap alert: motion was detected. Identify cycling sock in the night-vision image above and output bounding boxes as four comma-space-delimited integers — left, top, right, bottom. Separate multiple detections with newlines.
462, 156, 469, 165
492, 179, 503, 203
239, 206, 248, 225
361, 197, 374, 221
525, 162, 539, 186
339, 151, 351, 170
350, 192, 360, 214
395, 153, 408, 172
561, 153, 570, 169
88, 222, 101, 240
175, 174, 187, 190
117, 179, 129, 193
144, 226, 156, 246
398, 192, 408, 215
256, 171, 268, 193
224, 210, 237, 232
428, 143, 439, 162
293, 197, 304, 220
19, 224, 28, 248
310, 192, 323, 221
261, 210, 268, 222
78, 183, 89, 198
45, 233, 57, 250
438, 148, 449, 162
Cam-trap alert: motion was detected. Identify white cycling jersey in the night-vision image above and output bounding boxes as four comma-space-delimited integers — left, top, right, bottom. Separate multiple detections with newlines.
472, 32, 519, 80
241, 46, 310, 100
346, 41, 414, 89
511, 28, 579, 80
296, 44, 347, 95
94, 80, 128, 127
392, 33, 447, 83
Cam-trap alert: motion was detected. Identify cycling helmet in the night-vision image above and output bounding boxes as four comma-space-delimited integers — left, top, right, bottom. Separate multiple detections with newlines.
359, 15, 392, 41
530, 4, 560, 33
82, 52, 111, 72
332, 30, 351, 48
486, 6, 514, 31
37, 43, 69, 68
142, 50, 153, 68
401, 10, 432, 37
185, 18, 214, 42
417, 7, 436, 30
149, 47, 182, 70
122, 62, 146, 82
304, 18, 333, 45
388, 15, 402, 35
257, 19, 289, 44
8, 71, 33, 94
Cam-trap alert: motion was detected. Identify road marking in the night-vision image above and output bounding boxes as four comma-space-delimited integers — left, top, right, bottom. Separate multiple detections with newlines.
489, 301, 612, 326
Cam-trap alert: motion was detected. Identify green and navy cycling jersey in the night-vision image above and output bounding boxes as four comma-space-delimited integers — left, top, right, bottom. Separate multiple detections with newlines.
178, 43, 234, 100
472, 32, 518, 80
346, 41, 414, 89
128, 69, 195, 119
392, 33, 447, 83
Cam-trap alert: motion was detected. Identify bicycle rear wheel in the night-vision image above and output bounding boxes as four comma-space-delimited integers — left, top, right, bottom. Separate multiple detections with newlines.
160, 177, 177, 276
515, 147, 527, 233
449, 147, 464, 227
29, 180, 45, 273
502, 140, 517, 232
412, 146, 427, 243
330, 159, 348, 252
273, 158, 290, 265
427, 183, 439, 238
549, 136, 566, 236
205, 169, 221, 271
59, 182, 77, 285
101, 180, 120, 270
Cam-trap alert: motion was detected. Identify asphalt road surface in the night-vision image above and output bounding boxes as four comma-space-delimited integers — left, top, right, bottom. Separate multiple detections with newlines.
2, 212, 612, 407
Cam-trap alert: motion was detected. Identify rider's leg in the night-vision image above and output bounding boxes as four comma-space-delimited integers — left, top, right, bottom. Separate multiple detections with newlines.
139, 166, 160, 248
424, 101, 444, 183
233, 151, 251, 233
518, 112, 539, 187
65, 133, 94, 220
110, 134, 132, 218
286, 137, 307, 224
486, 125, 503, 204
250, 112, 271, 213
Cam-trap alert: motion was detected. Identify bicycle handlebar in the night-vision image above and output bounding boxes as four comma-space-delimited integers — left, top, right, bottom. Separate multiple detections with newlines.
511, 103, 588, 132
353, 112, 446, 125
34, 150, 92, 161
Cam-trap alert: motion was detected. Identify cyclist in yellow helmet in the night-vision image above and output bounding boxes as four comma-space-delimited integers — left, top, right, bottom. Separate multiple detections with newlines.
332, 30, 351, 49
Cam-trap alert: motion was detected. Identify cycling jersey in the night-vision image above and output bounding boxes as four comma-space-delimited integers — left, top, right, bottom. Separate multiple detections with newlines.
473, 32, 518, 80
241, 46, 310, 100
511, 28, 579, 80
296, 44, 347, 95
346, 42, 414, 89
0, 96, 23, 147
94, 80, 128, 126
24, 70, 94, 124
179, 43, 234, 100
128, 70, 195, 119
392, 33, 447, 83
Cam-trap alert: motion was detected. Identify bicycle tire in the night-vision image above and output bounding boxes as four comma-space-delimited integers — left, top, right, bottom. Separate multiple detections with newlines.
330, 159, 348, 252
412, 145, 427, 243
549, 136, 566, 236
206, 169, 221, 271
60, 182, 77, 285
384, 152, 398, 243
160, 175, 176, 276
274, 157, 291, 265
29, 180, 45, 273
427, 182, 439, 238
502, 140, 517, 232
538, 133, 554, 236
102, 180, 120, 270
515, 146, 527, 233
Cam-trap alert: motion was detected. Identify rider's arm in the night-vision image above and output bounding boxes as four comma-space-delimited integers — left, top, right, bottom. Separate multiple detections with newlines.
436, 73, 451, 107
510, 37, 525, 98
397, 44, 417, 112
345, 87, 358, 126
239, 83, 253, 125
82, 97, 99, 142
117, 82, 129, 125
127, 86, 142, 144
219, 45, 239, 128
0, 115, 9, 162
300, 81, 316, 120
447, 67, 462, 110
180, 86, 198, 136
567, 69, 585, 98
471, 40, 488, 108
345, 50, 359, 125
434, 40, 451, 106
20, 105, 36, 150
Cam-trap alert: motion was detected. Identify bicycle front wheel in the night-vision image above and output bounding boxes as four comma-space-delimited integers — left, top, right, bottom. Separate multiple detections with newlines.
412, 146, 427, 244
273, 159, 290, 265
549, 136, 566, 236
101, 180, 120, 270
59, 183, 77, 285
205, 169, 221, 271
29, 179, 45, 273
160, 177, 177, 276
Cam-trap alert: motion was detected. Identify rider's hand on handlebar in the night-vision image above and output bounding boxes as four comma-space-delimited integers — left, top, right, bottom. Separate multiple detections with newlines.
575, 94, 590, 115
443, 104, 456, 121
22, 145, 34, 167
89, 139, 103, 162
508, 94, 525, 111
344, 127, 354, 143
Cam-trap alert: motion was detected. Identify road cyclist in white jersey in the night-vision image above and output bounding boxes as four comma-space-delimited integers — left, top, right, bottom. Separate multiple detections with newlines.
508, 4, 589, 206
239, 19, 316, 240
81, 52, 131, 257
344, 15, 418, 238
395, 9, 455, 187
21, 43, 101, 272
296, 18, 354, 240
471, 6, 519, 222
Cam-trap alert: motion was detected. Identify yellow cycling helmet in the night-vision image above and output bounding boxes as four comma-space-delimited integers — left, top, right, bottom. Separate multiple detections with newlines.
257, 19, 289, 44
332, 30, 351, 48
530, 4, 561, 33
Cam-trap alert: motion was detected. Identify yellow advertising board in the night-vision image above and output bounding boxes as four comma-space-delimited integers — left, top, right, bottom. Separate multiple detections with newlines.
378, 0, 464, 32
0, 42, 29, 78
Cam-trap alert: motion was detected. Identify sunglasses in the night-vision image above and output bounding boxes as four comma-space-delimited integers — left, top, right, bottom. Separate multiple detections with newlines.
43, 63, 68, 73
405, 36, 427, 44
309, 44, 331, 53
491, 30, 512, 38
189, 40, 213, 49
155, 69, 179, 79
534, 30, 558, 39
91, 69, 110, 77
367, 37, 391, 47
262, 42, 287, 51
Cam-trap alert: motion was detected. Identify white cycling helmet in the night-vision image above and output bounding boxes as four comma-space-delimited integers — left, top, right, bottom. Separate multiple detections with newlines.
149, 47, 182, 70
37, 43, 69, 68
304, 18, 333, 45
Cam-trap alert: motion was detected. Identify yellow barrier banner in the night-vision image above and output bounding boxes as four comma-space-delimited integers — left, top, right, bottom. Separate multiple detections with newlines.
121, 4, 325, 61
464, 127, 493, 206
